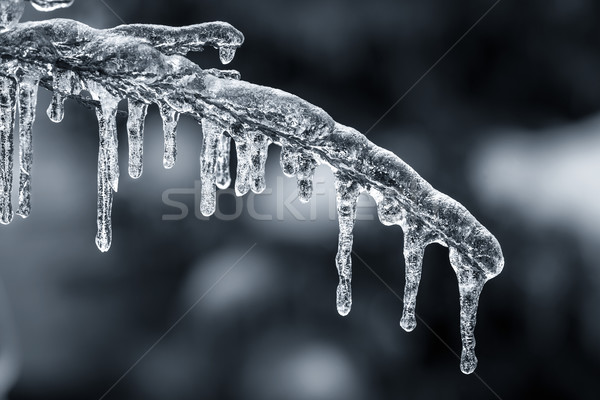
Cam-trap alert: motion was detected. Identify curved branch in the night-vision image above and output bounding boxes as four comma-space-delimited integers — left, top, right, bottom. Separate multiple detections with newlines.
0, 18, 504, 374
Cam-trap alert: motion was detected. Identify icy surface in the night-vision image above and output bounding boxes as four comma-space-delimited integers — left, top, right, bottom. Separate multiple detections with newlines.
0, 16, 504, 372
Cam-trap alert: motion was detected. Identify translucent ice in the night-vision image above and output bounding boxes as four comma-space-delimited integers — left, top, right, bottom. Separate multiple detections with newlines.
0, 17, 504, 373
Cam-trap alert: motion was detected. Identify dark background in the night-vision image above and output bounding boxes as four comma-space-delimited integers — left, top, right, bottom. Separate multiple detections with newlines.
0, 0, 599, 399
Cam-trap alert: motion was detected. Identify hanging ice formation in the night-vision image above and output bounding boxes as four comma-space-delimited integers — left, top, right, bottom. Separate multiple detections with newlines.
0, 3, 504, 374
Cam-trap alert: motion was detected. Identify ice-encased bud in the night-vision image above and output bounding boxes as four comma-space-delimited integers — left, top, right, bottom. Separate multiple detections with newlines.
0, 0, 24, 32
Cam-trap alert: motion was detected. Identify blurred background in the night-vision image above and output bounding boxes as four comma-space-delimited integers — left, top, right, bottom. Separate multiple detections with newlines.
0, 0, 599, 398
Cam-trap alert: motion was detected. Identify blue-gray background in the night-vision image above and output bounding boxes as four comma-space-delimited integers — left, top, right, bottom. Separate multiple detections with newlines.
1, 0, 598, 399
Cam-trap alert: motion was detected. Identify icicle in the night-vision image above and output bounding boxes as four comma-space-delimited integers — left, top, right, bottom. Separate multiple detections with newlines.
200, 118, 221, 216
216, 132, 231, 189
127, 100, 147, 179
0, 76, 16, 225
280, 145, 299, 177
159, 103, 179, 169
219, 46, 237, 65
234, 137, 251, 196
249, 131, 271, 194
86, 80, 120, 252
399, 221, 427, 332
334, 175, 360, 316
449, 247, 486, 374
16, 72, 40, 218
47, 69, 76, 123
87, 81, 119, 192
297, 150, 316, 203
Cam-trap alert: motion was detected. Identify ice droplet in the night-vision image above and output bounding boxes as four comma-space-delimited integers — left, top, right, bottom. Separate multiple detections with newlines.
127, 100, 147, 179
159, 103, 179, 169
334, 174, 360, 316
0, 76, 16, 225
219, 46, 236, 65
16, 72, 40, 218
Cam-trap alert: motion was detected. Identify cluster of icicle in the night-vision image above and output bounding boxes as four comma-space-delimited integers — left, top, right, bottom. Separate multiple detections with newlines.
0, 1, 504, 374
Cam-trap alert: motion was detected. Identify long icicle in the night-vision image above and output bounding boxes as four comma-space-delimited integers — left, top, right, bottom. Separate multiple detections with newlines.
0, 76, 16, 225
215, 131, 231, 189
89, 82, 120, 252
127, 99, 147, 179
16, 72, 40, 218
159, 103, 179, 169
334, 174, 361, 316
200, 118, 221, 216
250, 131, 271, 194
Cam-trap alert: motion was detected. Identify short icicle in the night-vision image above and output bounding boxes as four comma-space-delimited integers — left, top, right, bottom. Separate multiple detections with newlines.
216, 132, 231, 189
16, 72, 40, 218
449, 247, 487, 374
47, 69, 76, 123
334, 174, 361, 316
127, 99, 147, 179
0, 76, 16, 225
200, 118, 221, 216
159, 103, 179, 169
234, 133, 251, 197
249, 131, 271, 194
297, 150, 316, 203
280, 144, 299, 178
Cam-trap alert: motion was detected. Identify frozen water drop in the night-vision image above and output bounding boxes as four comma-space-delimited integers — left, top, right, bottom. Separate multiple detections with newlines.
219, 46, 236, 65
297, 151, 315, 203
250, 131, 271, 194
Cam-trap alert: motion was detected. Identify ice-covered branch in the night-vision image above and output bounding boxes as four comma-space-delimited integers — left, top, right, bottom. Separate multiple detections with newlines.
0, 17, 504, 373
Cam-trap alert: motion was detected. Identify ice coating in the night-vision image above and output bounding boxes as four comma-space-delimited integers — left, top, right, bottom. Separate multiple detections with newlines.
0, 0, 23, 32
215, 132, 231, 189
159, 103, 179, 169
109, 21, 244, 58
16, 71, 39, 217
0, 18, 504, 372
0, 75, 15, 224
334, 174, 360, 316
126, 100, 147, 179
30, 0, 74, 12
